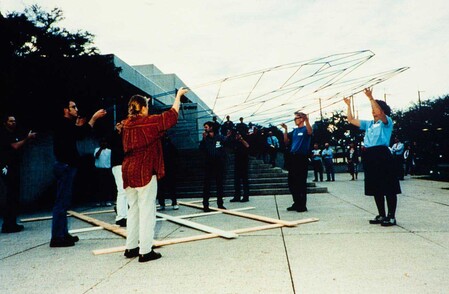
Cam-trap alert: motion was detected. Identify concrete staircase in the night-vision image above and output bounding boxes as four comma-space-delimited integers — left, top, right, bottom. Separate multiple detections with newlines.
173, 149, 328, 198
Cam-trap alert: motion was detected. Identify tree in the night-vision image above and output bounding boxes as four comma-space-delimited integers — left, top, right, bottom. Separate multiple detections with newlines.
392, 95, 449, 173
0, 5, 122, 132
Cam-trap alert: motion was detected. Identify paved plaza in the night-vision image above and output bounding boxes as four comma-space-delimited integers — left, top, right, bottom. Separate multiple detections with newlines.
1, 174, 448, 294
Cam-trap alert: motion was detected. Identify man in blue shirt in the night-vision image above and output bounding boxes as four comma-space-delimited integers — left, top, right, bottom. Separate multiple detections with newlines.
281, 111, 312, 212
322, 143, 335, 181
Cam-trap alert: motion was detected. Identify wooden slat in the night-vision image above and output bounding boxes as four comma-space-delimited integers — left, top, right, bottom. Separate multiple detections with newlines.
156, 212, 238, 239
67, 210, 127, 238
92, 218, 319, 255
69, 226, 104, 234
20, 209, 114, 223
179, 201, 298, 227
156, 206, 255, 221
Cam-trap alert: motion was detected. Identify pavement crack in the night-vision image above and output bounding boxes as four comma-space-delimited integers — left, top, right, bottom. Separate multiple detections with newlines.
0, 242, 48, 261
274, 195, 297, 294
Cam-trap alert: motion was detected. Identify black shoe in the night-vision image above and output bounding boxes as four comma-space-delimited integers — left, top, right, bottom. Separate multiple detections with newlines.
50, 237, 75, 247
230, 197, 240, 202
65, 233, 79, 242
296, 207, 308, 212
115, 218, 127, 227
369, 215, 385, 224
313, 179, 318, 182
240, 197, 249, 202
138, 250, 162, 262
217, 205, 227, 210
1, 224, 24, 233
203, 206, 212, 212
287, 205, 297, 211
124, 247, 140, 258
381, 217, 397, 227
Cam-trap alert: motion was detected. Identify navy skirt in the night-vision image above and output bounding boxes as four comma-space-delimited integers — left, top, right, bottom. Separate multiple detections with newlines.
362, 146, 401, 196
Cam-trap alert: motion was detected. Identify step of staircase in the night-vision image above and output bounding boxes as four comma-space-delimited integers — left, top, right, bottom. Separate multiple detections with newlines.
171, 149, 328, 197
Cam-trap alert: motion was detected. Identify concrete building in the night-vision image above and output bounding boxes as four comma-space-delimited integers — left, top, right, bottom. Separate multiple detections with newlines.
0, 55, 216, 208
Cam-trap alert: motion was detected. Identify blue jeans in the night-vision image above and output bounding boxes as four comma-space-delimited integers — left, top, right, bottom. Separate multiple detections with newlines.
51, 162, 77, 239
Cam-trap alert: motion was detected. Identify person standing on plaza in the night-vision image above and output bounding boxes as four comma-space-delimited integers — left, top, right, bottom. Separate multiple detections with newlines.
235, 117, 249, 138
157, 133, 179, 211
220, 115, 234, 137
200, 121, 227, 212
51, 101, 106, 247
344, 88, 401, 226
266, 130, 280, 167
228, 130, 251, 203
212, 116, 221, 134
281, 111, 312, 212
0, 115, 36, 233
121, 87, 188, 262
110, 121, 127, 227
391, 137, 405, 180
93, 138, 113, 206
310, 143, 324, 182
346, 142, 359, 180
322, 142, 335, 181
403, 144, 415, 176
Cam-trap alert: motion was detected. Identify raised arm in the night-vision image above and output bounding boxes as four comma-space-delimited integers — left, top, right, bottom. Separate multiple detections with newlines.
172, 87, 189, 113
10, 130, 36, 150
364, 87, 387, 124
303, 114, 312, 135
280, 123, 289, 145
343, 97, 360, 127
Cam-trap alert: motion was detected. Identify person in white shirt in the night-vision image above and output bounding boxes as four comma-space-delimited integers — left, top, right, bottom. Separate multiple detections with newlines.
94, 138, 113, 206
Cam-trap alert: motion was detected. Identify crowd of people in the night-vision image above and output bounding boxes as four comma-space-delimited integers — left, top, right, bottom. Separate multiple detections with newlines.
1, 86, 418, 263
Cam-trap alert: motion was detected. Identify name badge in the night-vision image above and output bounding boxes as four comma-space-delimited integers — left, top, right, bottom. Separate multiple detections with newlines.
215, 141, 222, 148
298, 132, 304, 136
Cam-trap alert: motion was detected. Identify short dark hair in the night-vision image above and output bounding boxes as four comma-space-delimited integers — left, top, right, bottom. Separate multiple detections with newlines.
204, 121, 214, 128
375, 100, 391, 116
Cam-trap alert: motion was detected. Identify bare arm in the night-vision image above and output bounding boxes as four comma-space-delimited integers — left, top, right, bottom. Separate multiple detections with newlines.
343, 97, 360, 127
88, 109, 107, 128
172, 87, 189, 113
10, 130, 36, 150
280, 123, 290, 145
304, 114, 312, 135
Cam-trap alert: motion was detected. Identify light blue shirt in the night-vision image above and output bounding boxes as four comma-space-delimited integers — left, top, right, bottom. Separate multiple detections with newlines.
360, 116, 393, 148
322, 148, 334, 159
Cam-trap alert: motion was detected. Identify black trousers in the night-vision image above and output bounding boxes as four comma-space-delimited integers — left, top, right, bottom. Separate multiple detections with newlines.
202, 158, 225, 207
234, 158, 249, 198
1, 168, 20, 227
287, 154, 309, 210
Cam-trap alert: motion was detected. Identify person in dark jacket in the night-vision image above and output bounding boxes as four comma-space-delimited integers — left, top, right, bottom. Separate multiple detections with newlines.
200, 121, 227, 212
0, 115, 36, 233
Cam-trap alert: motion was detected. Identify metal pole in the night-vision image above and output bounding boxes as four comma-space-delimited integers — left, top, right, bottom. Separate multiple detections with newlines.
319, 98, 323, 121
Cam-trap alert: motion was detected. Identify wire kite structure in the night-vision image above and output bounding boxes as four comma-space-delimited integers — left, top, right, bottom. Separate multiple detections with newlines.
154, 50, 409, 126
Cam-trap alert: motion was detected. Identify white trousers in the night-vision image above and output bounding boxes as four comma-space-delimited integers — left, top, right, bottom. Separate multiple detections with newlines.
125, 175, 157, 255
112, 166, 127, 221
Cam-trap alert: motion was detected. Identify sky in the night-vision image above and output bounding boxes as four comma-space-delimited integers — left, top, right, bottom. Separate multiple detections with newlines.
2, 0, 449, 124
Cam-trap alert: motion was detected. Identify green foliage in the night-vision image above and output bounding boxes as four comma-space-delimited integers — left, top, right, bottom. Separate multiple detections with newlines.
0, 5, 123, 132
1, 5, 97, 58
312, 110, 363, 149
392, 94, 449, 171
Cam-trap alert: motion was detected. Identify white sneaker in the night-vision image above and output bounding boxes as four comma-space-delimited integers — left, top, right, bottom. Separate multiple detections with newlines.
172, 205, 179, 210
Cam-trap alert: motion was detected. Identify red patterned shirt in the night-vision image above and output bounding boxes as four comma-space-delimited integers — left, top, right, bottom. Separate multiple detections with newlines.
122, 108, 178, 188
